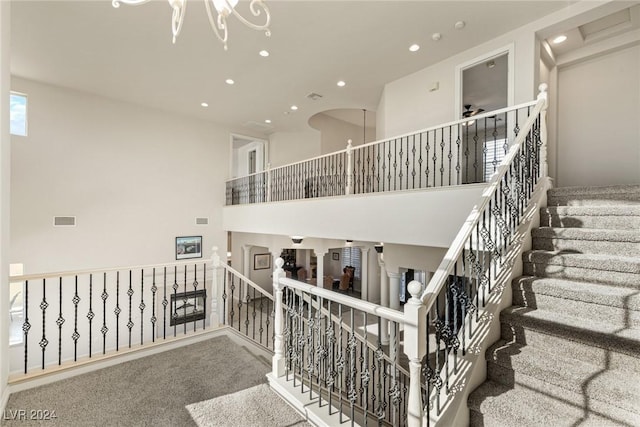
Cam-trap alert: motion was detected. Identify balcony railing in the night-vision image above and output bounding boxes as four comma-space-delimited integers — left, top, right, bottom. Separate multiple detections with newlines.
226, 101, 539, 206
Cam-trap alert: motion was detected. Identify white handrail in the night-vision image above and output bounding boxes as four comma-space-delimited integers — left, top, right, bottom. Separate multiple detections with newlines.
221, 263, 274, 300
279, 277, 406, 325
11, 259, 211, 283
420, 84, 548, 305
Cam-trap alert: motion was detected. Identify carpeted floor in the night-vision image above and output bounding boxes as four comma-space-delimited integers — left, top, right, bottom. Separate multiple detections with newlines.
2, 335, 274, 427
186, 383, 310, 427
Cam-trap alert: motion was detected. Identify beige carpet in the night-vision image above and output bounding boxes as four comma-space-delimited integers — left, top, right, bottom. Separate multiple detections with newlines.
186, 383, 311, 427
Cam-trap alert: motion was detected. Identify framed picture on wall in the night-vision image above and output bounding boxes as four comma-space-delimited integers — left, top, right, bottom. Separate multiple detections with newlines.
176, 236, 202, 260
332, 252, 340, 261
254, 253, 271, 270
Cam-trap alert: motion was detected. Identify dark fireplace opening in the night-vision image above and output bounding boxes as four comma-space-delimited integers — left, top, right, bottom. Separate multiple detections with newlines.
170, 289, 207, 326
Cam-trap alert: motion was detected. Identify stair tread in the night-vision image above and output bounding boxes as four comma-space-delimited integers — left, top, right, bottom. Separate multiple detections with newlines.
542, 205, 640, 216
548, 184, 640, 196
469, 380, 640, 426
513, 276, 640, 311
486, 340, 640, 411
524, 250, 640, 274
532, 227, 640, 242
501, 306, 640, 356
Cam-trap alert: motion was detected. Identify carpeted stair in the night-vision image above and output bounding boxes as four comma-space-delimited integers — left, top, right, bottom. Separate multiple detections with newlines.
468, 185, 640, 426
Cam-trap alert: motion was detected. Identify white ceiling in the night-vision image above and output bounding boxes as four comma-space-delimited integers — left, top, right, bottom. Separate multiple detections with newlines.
11, 1, 573, 136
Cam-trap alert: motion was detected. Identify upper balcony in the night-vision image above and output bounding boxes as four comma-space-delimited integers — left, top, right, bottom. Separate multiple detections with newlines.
222, 102, 538, 248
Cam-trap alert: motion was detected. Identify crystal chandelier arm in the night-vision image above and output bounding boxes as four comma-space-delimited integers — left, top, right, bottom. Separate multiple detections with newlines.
204, 0, 229, 49
171, 0, 187, 44
228, 0, 271, 34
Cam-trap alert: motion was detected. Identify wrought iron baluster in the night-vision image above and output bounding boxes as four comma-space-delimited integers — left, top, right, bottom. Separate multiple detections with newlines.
151, 268, 157, 342
252, 287, 257, 340
140, 270, 145, 344
23, 280, 30, 374
193, 264, 199, 333
203, 265, 207, 330
393, 138, 398, 191
163, 267, 168, 339
57, 277, 64, 365
183, 265, 187, 335
88, 274, 94, 357
172, 266, 178, 337
72, 276, 80, 360
115, 272, 121, 350
127, 270, 134, 348
448, 126, 453, 185
101, 273, 108, 354
455, 125, 461, 184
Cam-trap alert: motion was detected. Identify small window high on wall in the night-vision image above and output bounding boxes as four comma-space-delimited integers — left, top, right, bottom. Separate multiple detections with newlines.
10, 92, 28, 136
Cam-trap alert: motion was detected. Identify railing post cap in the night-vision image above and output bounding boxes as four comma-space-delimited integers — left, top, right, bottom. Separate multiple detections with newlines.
275, 257, 284, 269
538, 83, 548, 94
212, 246, 218, 253
407, 280, 422, 301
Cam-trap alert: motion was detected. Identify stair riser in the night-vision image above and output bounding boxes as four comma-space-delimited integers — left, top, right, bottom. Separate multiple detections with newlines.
547, 195, 640, 207
523, 262, 640, 288
532, 237, 640, 257
511, 291, 640, 328
499, 322, 640, 374
486, 362, 639, 416
539, 212, 640, 230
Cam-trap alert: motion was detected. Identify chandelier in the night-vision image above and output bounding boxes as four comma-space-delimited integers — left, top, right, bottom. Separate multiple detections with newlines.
112, 0, 271, 50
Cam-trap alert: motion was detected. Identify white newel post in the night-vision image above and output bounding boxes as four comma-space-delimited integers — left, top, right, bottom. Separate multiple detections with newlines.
388, 271, 401, 361
266, 163, 272, 202
346, 139, 353, 195
272, 257, 286, 377
404, 281, 427, 427
211, 246, 224, 327
538, 83, 549, 179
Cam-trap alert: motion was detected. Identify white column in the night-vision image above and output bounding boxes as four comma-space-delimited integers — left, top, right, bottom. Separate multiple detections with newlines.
404, 281, 427, 427
387, 271, 401, 363
388, 271, 401, 310
360, 247, 370, 300
242, 244, 252, 299
0, 0, 11, 398
314, 250, 326, 288
271, 258, 286, 377
379, 256, 389, 345
210, 246, 224, 327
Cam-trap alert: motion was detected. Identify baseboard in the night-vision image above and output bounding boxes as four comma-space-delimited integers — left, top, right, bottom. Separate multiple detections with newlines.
1, 385, 9, 415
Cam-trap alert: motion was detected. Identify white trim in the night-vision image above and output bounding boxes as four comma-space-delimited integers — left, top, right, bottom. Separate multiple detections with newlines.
230, 133, 269, 179
454, 43, 516, 122
0, 386, 9, 417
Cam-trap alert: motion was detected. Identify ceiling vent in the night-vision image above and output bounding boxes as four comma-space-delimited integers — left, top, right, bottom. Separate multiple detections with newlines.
306, 92, 323, 101
195, 217, 209, 225
54, 216, 76, 227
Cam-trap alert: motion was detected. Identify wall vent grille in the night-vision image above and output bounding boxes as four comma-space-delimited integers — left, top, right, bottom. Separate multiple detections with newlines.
195, 217, 209, 225
54, 216, 76, 227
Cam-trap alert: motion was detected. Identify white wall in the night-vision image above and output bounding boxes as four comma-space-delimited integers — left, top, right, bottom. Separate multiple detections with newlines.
223, 184, 485, 249
268, 129, 321, 168
556, 44, 640, 187
249, 245, 272, 293
10, 78, 230, 274
1, 0, 11, 410
308, 113, 376, 154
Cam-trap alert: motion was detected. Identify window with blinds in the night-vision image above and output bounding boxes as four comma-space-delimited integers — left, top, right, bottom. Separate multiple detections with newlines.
341, 247, 361, 278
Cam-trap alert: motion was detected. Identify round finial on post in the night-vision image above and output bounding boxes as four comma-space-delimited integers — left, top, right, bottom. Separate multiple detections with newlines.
538, 83, 548, 94
275, 257, 284, 269
407, 280, 423, 303
347, 139, 353, 151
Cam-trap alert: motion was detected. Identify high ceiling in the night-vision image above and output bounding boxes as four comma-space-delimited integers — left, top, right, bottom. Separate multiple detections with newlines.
11, 1, 573, 135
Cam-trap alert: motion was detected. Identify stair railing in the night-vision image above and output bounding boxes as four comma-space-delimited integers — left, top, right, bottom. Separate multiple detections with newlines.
271, 257, 421, 426
9, 259, 212, 377
211, 247, 276, 351
225, 100, 539, 205
418, 84, 548, 421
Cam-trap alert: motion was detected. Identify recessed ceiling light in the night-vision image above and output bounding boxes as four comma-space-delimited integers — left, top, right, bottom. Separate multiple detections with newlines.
265, 119, 272, 124
290, 105, 298, 111
200, 102, 208, 107
259, 50, 270, 57
337, 80, 346, 87
454, 21, 466, 30
431, 33, 441, 41
552, 35, 567, 44
409, 44, 420, 52
225, 78, 235, 85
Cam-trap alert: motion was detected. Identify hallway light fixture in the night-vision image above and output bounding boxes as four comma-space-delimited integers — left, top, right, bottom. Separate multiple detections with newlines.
112, 0, 271, 51
291, 236, 303, 245
374, 244, 383, 254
